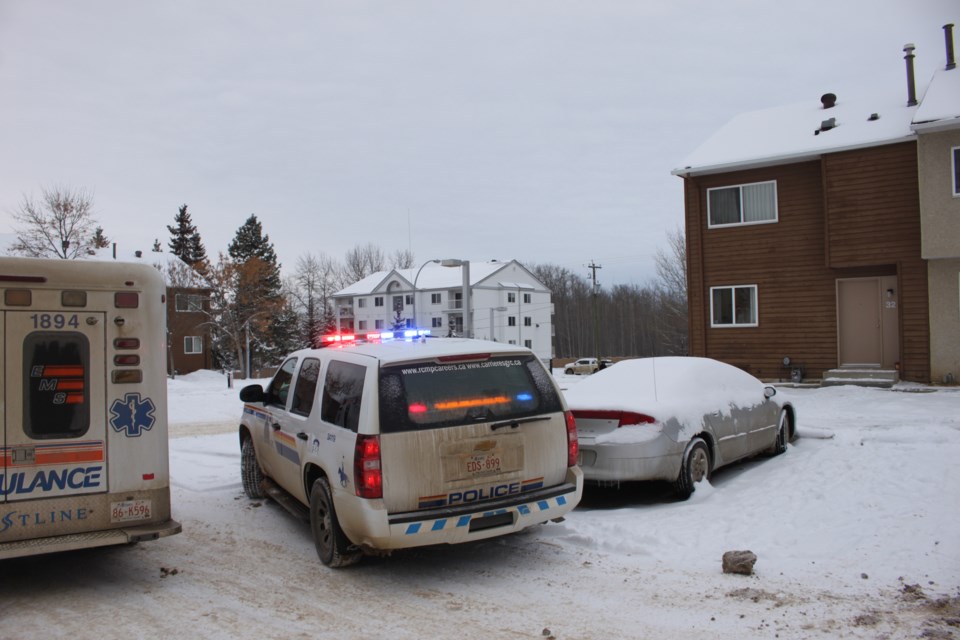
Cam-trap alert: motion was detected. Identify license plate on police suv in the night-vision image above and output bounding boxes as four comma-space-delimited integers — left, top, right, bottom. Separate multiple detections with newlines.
110, 499, 152, 523
466, 451, 502, 475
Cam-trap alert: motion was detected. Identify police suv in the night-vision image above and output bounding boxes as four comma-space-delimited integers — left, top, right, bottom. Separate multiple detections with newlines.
238, 331, 582, 567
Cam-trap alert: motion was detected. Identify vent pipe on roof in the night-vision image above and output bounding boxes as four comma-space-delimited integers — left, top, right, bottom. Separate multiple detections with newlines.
903, 43, 918, 106
945, 23, 956, 71
820, 93, 837, 109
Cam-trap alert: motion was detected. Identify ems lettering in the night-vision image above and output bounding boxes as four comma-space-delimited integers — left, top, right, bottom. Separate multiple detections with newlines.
0, 465, 103, 495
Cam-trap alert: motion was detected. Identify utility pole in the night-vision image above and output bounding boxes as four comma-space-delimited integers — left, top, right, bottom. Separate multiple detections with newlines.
587, 261, 602, 364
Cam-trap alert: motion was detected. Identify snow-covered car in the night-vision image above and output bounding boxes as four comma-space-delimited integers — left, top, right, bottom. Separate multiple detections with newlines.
238, 333, 583, 567
564, 357, 795, 498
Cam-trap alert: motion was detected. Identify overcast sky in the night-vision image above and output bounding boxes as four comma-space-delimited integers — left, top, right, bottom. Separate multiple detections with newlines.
1, 1, 955, 286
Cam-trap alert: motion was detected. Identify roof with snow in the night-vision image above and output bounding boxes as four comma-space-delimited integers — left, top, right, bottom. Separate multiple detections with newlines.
912, 64, 960, 131
335, 260, 537, 296
672, 87, 920, 177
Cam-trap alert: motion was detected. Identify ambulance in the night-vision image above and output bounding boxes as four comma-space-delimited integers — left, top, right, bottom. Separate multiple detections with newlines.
1, 257, 181, 559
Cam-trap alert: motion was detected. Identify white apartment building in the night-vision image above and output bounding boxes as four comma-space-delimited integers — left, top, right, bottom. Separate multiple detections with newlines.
331, 259, 554, 361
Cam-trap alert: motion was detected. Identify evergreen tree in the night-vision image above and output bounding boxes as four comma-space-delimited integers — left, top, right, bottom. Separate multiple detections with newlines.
92, 226, 111, 249
152, 238, 162, 252
167, 204, 208, 268
227, 214, 286, 372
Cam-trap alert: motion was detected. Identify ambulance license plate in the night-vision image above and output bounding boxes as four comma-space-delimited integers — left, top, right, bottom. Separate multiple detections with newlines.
111, 499, 152, 523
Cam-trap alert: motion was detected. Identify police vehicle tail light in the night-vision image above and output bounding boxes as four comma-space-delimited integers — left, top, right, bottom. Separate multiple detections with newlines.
354, 435, 382, 499
571, 410, 656, 427
565, 410, 579, 467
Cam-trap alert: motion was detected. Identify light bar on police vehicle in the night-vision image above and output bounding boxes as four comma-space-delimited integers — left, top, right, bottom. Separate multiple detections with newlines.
319, 329, 431, 346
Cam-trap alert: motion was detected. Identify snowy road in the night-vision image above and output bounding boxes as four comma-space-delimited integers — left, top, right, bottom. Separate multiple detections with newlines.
1, 376, 958, 639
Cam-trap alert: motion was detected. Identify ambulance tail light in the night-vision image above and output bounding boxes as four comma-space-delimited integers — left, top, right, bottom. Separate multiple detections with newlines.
354, 435, 382, 499
114, 292, 139, 308
565, 410, 579, 467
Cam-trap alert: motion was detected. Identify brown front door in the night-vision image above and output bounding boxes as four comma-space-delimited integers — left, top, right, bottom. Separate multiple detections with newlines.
837, 278, 882, 366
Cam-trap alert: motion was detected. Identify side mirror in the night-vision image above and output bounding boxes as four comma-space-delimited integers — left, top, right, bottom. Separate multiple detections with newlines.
240, 384, 265, 403
763, 386, 777, 399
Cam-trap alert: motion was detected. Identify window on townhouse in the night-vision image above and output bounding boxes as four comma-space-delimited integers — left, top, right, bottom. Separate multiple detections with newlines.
953, 147, 960, 196
707, 181, 778, 228
523, 293, 531, 303
374, 296, 384, 307
508, 316, 516, 327
175, 293, 203, 312
431, 293, 441, 304
432, 317, 442, 328
507, 292, 516, 303
184, 336, 203, 354
710, 285, 758, 327
524, 316, 532, 327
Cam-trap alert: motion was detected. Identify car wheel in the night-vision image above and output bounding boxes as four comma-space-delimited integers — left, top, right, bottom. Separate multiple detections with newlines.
564, 368, 574, 375
241, 437, 266, 499
768, 410, 789, 456
309, 477, 361, 568
675, 437, 710, 499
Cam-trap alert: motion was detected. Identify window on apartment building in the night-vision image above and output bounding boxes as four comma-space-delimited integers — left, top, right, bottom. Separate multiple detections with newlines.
523, 293, 531, 303
707, 181, 778, 228
524, 316, 532, 327
358, 320, 367, 331
953, 147, 960, 196
357, 298, 367, 308
405, 294, 414, 305
175, 293, 203, 312
374, 296, 384, 307
432, 317, 442, 328
524, 339, 532, 349
375, 319, 384, 329
508, 316, 516, 327
431, 293, 441, 304
184, 336, 203, 354
507, 292, 516, 303
710, 285, 758, 327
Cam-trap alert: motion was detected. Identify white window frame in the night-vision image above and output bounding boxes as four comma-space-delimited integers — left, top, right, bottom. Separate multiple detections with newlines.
175, 293, 203, 312
952, 146, 960, 197
508, 316, 516, 327
430, 293, 441, 304
507, 292, 516, 303
431, 317, 442, 328
374, 319, 384, 329
184, 336, 203, 354
523, 316, 532, 327
523, 293, 531, 303
523, 339, 532, 349
707, 180, 778, 228
709, 284, 758, 327
357, 298, 367, 309
358, 320, 367, 331
374, 296, 384, 307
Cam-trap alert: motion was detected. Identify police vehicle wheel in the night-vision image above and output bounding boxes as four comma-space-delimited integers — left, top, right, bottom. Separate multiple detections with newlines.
309, 477, 361, 568
241, 437, 266, 499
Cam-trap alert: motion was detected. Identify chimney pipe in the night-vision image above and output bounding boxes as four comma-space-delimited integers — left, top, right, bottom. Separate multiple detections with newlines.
945, 23, 956, 71
903, 43, 917, 107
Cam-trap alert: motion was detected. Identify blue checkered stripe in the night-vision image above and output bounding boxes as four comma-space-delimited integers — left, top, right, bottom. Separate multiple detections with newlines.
402, 495, 569, 535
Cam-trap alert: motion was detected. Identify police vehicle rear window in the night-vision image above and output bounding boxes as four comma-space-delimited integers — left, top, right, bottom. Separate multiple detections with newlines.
378, 354, 562, 433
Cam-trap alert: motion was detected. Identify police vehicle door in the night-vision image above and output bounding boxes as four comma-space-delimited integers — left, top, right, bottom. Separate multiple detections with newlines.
3, 310, 108, 502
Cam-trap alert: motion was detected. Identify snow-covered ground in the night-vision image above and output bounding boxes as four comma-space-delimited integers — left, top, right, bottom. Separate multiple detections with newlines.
2, 369, 959, 639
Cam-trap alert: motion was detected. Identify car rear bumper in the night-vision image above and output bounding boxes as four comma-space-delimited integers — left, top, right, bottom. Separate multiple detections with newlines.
340, 467, 583, 551
578, 436, 683, 482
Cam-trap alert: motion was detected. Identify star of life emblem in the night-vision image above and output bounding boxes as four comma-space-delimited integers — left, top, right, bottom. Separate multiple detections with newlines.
109, 393, 157, 437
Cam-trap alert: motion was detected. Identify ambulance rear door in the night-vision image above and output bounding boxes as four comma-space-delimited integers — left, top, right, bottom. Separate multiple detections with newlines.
3, 310, 108, 502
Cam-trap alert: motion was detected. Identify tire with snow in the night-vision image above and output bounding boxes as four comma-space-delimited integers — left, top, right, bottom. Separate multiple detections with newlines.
309, 477, 361, 568
674, 437, 710, 500
241, 437, 266, 499
564, 368, 574, 375
767, 410, 789, 456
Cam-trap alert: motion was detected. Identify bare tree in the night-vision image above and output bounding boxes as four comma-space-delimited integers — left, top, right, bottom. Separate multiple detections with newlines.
10, 186, 99, 258
654, 226, 688, 355
341, 243, 387, 284
286, 252, 339, 346
389, 248, 416, 270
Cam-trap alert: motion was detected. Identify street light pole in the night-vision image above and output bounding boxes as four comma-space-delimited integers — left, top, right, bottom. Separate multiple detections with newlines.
412, 259, 440, 330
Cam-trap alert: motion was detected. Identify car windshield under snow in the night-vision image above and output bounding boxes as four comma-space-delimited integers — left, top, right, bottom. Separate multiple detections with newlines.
378, 355, 561, 432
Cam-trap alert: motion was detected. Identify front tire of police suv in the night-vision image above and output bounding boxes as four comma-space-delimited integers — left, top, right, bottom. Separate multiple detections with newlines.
310, 477, 362, 568
241, 437, 266, 499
